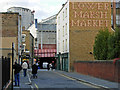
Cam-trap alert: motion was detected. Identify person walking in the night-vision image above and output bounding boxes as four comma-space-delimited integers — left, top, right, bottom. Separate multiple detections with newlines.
22, 61, 28, 77
13, 62, 22, 86
49, 63, 52, 70
47, 63, 50, 71
52, 61, 55, 70
32, 62, 38, 78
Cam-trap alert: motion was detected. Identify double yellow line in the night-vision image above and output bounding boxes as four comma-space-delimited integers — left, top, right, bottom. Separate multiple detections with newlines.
54, 72, 100, 88
54, 72, 75, 80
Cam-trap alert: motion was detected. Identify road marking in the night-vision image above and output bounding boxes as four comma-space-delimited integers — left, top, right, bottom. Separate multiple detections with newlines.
30, 85, 34, 90
54, 72, 110, 89
27, 72, 32, 85
35, 83, 39, 90
55, 72, 75, 80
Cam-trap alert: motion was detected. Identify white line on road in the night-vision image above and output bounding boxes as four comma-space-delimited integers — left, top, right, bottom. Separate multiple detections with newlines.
27, 73, 32, 85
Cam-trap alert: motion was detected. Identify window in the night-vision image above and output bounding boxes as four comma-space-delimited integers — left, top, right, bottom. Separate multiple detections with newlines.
22, 44, 26, 52
66, 23, 67, 35
58, 17, 60, 25
116, 9, 120, 26
58, 29, 60, 40
22, 34, 26, 42
66, 8, 67, 17
63, 11, 64, 20
63, 40, 64, 52
66, 39, 67, 51
63, 26, 64, 37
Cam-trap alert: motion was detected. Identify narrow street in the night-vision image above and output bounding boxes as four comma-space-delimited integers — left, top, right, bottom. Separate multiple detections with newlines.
28, 70, 106, 89
13, 69, 119, 90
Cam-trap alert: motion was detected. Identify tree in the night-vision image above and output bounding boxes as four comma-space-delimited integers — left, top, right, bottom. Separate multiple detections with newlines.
93, 28, 111, 60
107, 27, 120, 59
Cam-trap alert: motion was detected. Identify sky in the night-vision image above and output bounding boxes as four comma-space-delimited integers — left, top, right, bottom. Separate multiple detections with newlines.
0, 0, 67, 22
0, 0, 120, 22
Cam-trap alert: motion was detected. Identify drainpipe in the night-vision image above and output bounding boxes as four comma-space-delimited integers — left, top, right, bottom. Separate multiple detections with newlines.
113, 0, 116, 29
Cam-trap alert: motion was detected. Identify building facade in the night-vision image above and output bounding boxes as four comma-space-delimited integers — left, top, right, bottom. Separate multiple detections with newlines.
0, 12, 22, 83
57, 0, 112, 72
0, 12, 22, 61
57, 2, 69, 71
34, 15, 57, 68
28, 19, 38, 49
111, 1, 120, 28
37, 15, 57, 48
7, 7, 34, 30
22, 30, 34, 66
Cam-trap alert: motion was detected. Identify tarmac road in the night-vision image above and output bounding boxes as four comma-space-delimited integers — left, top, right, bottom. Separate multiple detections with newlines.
29, 70, 101, 90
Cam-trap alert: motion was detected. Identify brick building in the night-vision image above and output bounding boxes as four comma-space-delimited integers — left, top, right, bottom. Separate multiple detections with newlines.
0, 12, 22, 62
56, 0, 112, 72
0, 12, 22, 85
7, 7, 34, 30
22, 30, 34, 66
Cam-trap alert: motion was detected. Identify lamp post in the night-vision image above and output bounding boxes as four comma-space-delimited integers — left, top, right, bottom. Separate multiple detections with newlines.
12, 43, 14, 90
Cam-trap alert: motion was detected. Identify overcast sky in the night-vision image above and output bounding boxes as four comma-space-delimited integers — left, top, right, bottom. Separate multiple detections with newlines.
0, 0, 119, 22
0, 0, 67, 22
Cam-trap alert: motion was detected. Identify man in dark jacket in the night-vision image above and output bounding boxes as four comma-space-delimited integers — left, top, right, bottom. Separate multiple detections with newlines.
13, 62, 22, 86
32, 63, 38, 78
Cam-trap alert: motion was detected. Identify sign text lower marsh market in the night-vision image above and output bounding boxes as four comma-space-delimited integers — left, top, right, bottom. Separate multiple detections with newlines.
70, 2, 111, 28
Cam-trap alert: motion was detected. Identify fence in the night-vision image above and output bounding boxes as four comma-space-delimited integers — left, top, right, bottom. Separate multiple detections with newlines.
1, 56, 10, 89
0, 58, 2, 90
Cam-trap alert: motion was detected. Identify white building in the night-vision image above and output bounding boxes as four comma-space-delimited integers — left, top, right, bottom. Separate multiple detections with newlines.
57, 3, 69, 55
28, 19, 38, 49
7, 7, 34, 30
57, 2, 69, 71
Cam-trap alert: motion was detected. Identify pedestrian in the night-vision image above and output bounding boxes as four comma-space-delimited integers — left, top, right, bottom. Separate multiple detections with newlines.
36, 62, 39, 66
13, 61, 22, 86
32, 62, 38, 78
38, 61, 41, 69
52, 61, 55, 71
49, 63, 52, 70
47, 63, 50, 71
22, 61, 28, 77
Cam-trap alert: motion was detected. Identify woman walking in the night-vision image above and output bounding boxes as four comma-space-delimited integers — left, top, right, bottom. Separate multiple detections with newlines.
32, 62, 38, 78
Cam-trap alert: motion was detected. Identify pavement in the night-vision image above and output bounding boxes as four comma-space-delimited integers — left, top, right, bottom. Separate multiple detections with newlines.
13, 70, 31, 90
13, 69, 120, 90
56, 70, 120, 89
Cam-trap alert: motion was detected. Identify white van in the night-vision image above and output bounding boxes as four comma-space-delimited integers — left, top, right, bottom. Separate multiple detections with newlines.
42, 62, 48, 68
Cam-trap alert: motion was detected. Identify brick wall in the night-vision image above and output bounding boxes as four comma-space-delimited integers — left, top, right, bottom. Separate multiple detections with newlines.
74, 61, 120, 82
39, 44, 56, 49
22, 30, 34, 61
22, 30, 30, 51
69, 2, 112, 71
1, 13, 21, 53
2, 13, 19, 37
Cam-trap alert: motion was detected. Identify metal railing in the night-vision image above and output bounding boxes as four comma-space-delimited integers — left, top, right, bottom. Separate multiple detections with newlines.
1, 56, 10, 89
